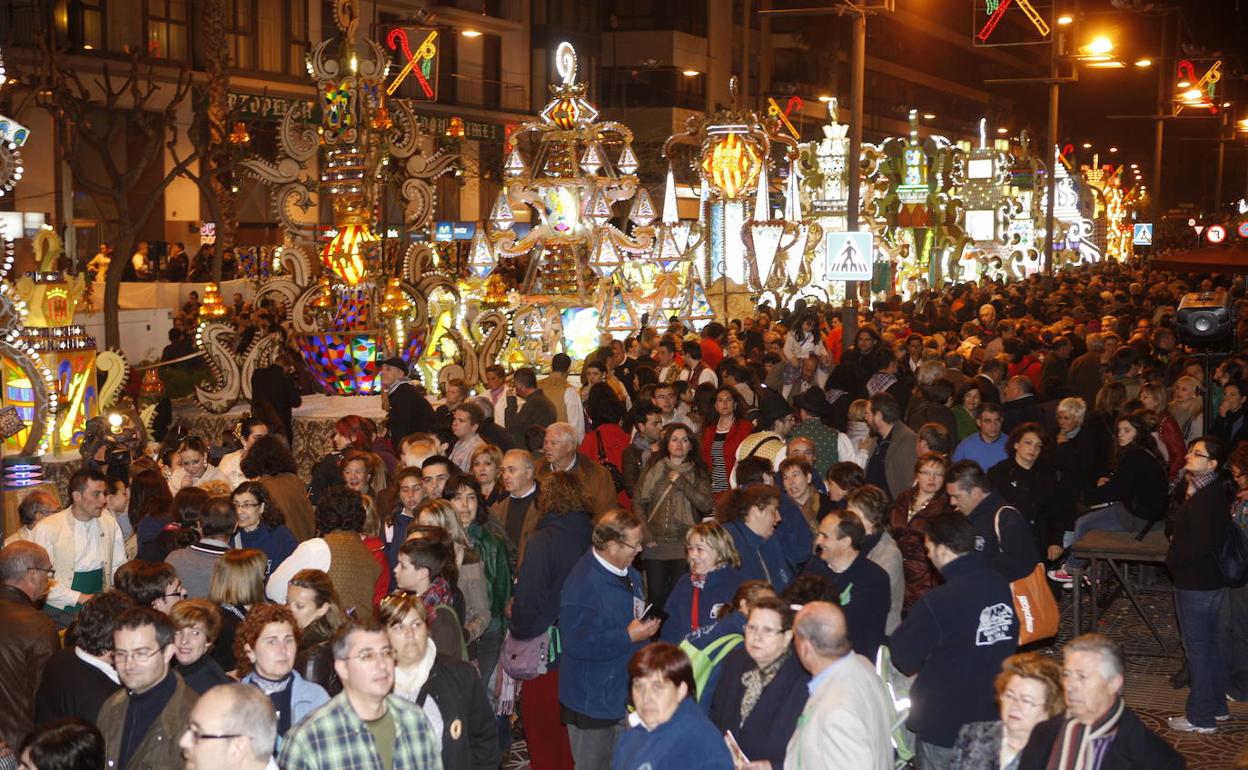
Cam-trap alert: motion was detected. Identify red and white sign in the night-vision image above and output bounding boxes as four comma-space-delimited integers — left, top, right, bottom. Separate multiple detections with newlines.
1207, 224, 1226, 244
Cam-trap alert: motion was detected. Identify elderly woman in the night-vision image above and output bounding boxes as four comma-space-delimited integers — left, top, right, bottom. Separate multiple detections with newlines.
1043, 396, 1097, 561
285, 568, 345, 696
614, 643, 735, 770
380, 591, 501, 770
234, 603, 329, 738
1166, 435, 1234, 733
170, 599, 232, 693
717, 485, 792, 593
951, 652, 1064, 770
636, 423, 715, 615
709, 597, 809, 770
889, 453, 954, 612
845, 485, 904, 633
231, 481, 297, 577
987, 423, 1059, 554
660, 521, 744, 645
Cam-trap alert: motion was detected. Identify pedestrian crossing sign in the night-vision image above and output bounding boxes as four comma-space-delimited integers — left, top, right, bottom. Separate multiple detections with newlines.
1133, 223, 1153, 246
824, 231, 874, 281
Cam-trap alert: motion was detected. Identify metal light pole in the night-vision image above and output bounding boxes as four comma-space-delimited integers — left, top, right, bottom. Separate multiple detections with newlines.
1044, 27, 1061, 275
1150, 12, 1169, 229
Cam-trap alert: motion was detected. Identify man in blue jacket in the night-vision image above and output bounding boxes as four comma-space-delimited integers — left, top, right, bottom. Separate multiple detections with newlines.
945, 460, 1041, 582
889, 513, 1018, 770
558, 508, 660, 768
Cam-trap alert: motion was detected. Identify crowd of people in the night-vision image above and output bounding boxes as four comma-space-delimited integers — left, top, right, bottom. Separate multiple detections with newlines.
5, 261, 1248, 770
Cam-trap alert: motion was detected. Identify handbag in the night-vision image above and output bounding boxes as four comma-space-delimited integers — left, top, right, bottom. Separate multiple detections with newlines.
596, 430, 627, 493
500, 626, 560, 680
995, 508, 1060, 645
1216, 515, 1248, 588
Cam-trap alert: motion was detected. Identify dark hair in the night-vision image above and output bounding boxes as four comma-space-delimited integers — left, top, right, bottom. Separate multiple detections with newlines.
175, 436, 209, 457
442, 474, 489, 526
627, 401, 663, 432
288, 569, 346, 637
946, 459, 992, 493
585, 382, 626, 427
708, 385, 747, 422
513, 367, 538, 390
925, 512, 976, 555
823, 509, 867, 550
19, 719, 105, 770
551, 353, 572, 373
232, 480, 286, 529
682, 339, 702, 360
240, 416, 270, 441
316, 486, 366, 534
537, 470, 594, 516
454, 401, 485, 428
735, 456, 774, 487
114, 605, 175, 648
1006, 422, 1046, 457
628, 642, 697, 699
233, 604, 301, 677
199, 496, 238, 538
917, 422, 952, 455
976, 401, 1004, 420
397, 535, 451, 583
868, 392, 901, 424
1114, 409, 1163, 467
644, 423, 708, 477
240, 435, 298, 477
782, 574, 834, 606
845, 484, 889, 530
68, 467, 107, 498
826, 461, 866, 492
330, 618, 389, 660
422, 455, 453, 474
69, 591, 136, 656
1192, 434, 1230, 471
716, 485, 781, 525
113, 561, 179, 607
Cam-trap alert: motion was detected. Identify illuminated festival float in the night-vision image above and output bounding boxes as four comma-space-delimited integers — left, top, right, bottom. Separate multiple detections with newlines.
0, 47, 27, 199
958, 119, 1026, 282
660, 76, 818, 316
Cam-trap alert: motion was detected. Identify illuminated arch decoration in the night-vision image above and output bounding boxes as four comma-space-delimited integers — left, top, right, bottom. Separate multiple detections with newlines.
0, 47, 27, 198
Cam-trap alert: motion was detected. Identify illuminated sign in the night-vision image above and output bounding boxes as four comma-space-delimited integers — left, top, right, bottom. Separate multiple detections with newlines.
386, 27, 439, 100
1206, 224, 1226, 244
977, 0, 1050, 44
1132, 223, 1153, 246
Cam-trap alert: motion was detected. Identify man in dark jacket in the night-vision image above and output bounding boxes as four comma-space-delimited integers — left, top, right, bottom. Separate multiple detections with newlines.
1001, 376, 1044, 434
889, 513, 1017, 769
1018, 633, 1183, 770
946, 460, 1040, 582
505, 367, 557, 450
1065, 333, 1106, 408
558, 509, 660, 769
380, 355, 435, 444
250, 350, 303, 445
805, 510, 890, 659
0, 541, 60, 750
36, 590, 133, 724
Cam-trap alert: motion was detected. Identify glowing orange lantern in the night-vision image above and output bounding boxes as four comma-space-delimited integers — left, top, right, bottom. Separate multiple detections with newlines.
700, 131, 762, 200
320, 223, 377, 286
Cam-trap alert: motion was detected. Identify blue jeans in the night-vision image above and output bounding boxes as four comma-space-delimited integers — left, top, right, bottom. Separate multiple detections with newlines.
1175, 587, 1230, 727
1064, 503, 1141, 570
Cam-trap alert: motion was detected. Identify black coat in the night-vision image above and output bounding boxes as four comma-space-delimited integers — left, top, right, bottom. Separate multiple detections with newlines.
387, 381, 436, 444
505, 390, 557, 450
250, 363, 302, 442
416, 656, 501, 770
966, 490, 1042, 582
1167, 481, 1232, 591
175, 654, 233, 694
708, 648, 810, 769
1018, 708, 1184, 770
35, 647, 120, 724
509, 510, 593, 641
889, 552, 1018, 748
1087, 444, 1170, 524
987, 458, 1062, 550
1044, 425, 1100, 531
1001, 395, 1043, 434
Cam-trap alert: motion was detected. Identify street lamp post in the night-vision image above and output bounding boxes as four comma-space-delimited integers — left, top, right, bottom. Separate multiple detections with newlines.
1045, 23, 1061, 276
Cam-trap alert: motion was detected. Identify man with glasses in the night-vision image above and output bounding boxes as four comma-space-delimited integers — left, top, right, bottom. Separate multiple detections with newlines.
98, 606, 198, 770
279, 619, 440, 770
558, 508, 659, 769
0, 541, 60, 751
180, 683, 279, 770
31, 466, 128, 628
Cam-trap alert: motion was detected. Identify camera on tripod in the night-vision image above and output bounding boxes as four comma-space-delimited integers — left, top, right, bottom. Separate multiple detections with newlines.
1176, 290, 1234, 350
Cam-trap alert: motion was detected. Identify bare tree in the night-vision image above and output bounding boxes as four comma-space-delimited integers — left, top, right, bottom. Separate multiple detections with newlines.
35, 43, 198, 347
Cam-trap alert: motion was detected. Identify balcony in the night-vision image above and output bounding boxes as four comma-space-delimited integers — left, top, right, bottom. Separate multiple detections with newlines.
432, 0, 522, 22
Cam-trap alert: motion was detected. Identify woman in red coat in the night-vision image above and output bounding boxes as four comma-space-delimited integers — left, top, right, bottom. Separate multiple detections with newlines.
888, 452, 954, 611
701, 386, 754, 507
579, 383, 632, 507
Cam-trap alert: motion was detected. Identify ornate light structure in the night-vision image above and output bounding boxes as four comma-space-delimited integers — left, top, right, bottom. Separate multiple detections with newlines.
483, 42, 655, 305
0, 46, 28, 198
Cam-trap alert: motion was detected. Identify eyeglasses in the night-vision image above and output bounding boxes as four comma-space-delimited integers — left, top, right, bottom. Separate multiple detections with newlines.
1000, 690, 1044, 709
233, 501, 261, 510
340, 647, 397, 664
164, 588, 188, 600
26, 566, 54, 576
618, 540, 644, 553
744, 623, 785, 637
114, 648, 163, 663
184, 724, 242, 745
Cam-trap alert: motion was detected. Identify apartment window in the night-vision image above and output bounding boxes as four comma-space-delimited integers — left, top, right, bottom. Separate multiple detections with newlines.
607, 0, 706, 36
288, 0, 311, 75
146, 0, 188, 61
64, 0, 106, 50
481, 33, 501, 109
226, 0, 256, 71
601, 67, 704, 111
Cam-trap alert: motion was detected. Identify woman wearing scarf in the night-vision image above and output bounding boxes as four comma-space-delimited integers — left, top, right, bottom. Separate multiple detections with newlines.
1165, 435, 1234, 733
708, 597, 809, 769
951, 652, 1064, 770
659, 521, 744, 646
635, 423, 714, 619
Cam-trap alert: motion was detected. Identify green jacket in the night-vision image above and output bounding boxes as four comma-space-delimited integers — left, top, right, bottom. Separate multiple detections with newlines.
468, 520, 513, 620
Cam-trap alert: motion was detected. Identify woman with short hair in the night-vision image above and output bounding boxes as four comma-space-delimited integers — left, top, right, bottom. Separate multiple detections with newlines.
951, 652, 1064, 769
170, 599, 232, 693
208, 548, 268, 672
889, 453, 954, 612
231, 481, 297, 577
660, 521, 743, 645
234, 603, 329, 737
717, 485, 791, 592
613, 643, 734, 770
469, 443, 506, 507
987, 423, 1060, 555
